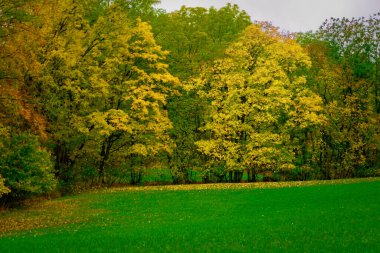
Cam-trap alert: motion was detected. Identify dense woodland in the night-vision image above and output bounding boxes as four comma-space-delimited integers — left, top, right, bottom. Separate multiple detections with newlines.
0, 0, 379, 204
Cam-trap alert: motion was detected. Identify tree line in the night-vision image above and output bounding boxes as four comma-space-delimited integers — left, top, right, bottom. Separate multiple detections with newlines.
0, 0, 379, 204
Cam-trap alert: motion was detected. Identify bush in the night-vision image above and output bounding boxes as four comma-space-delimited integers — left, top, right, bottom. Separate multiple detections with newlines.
0, 175, 10, 197
0, 133, 57, 200
255, 174, 265, 182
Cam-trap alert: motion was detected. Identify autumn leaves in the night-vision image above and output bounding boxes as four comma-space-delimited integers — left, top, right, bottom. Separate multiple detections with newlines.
193, 24, 325, 181
0, 1, 379, 200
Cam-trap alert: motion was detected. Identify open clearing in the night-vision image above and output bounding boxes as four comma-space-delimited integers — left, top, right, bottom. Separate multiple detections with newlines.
0, 178, 379, 252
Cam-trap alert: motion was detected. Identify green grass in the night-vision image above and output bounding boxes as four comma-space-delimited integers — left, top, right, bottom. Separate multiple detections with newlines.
0, 178, 379, 252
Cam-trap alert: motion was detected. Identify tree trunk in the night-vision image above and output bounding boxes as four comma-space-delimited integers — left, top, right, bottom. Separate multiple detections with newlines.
98, 135, 114, 185
54, 141, 74, 183
251, 168, 256, 182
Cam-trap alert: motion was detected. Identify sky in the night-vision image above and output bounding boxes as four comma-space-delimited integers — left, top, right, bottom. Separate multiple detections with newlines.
156, 0, 380, 32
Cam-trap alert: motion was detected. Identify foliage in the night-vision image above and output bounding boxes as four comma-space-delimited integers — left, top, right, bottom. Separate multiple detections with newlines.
152, 3, 251, 79
0, 175, 10, 197
24, 1, 180, 186
0, 0, 379, 204
297, 14, 380, 178
194, 24, 325, 181
150, 4, 251, 183
0, 132, 56, 200
117, 0, 161, 21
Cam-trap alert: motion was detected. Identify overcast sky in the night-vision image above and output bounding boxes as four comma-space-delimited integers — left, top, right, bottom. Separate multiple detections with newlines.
156, 0, 380, 32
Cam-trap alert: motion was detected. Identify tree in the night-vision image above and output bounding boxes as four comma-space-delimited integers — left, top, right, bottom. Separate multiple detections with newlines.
117, 0, 160, 21
194, 24, 325, 182
297, 14, 380, 178
0, 0, 47, 137
75, 17, 180, 184
152, 4, 251, 80
32, 1, 180, 185
150, 4, 251, 183
0, 0, 56, 203
319, 14, 380, 113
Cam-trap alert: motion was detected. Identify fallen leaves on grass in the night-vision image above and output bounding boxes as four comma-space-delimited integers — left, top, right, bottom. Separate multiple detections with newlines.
98, 177, 380, 193
1, 178, 378, 236
0, 198, 106, 237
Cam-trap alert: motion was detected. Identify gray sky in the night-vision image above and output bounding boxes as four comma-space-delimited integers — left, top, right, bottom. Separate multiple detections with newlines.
156, 0, 380, 32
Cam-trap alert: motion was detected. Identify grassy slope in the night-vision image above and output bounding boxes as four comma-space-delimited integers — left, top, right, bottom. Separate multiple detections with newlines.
0, 178, 379, 252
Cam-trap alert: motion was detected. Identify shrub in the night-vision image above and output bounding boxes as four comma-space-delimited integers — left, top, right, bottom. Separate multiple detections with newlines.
255, 174, 265, 182
0, 175, 10, 197
0, 133, 57, 200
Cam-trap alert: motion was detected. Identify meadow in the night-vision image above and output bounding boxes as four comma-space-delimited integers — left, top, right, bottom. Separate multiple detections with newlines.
0, 178, 379, 252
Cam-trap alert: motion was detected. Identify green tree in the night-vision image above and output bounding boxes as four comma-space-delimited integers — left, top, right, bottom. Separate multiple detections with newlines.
297, 14, 380, 178
152, 3, 251, 79
319, 14, 380, 113
117, 0, 160, 21
150, 4, 251, 183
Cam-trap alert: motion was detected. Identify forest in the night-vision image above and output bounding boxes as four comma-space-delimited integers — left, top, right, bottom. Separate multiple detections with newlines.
0, 0, 379, 204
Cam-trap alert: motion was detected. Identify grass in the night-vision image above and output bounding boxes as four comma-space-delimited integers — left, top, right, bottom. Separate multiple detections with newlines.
0, 178, 379, 252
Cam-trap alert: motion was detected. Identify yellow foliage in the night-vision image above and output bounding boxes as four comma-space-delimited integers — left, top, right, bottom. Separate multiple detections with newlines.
22, 1, 181, 174
195, 23, 324, 173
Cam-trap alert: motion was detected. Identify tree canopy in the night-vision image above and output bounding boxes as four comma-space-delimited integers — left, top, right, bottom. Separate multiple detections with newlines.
0, 1, 378, 203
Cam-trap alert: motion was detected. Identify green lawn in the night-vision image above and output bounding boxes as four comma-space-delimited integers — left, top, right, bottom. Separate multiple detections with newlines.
0, 178, 379, 252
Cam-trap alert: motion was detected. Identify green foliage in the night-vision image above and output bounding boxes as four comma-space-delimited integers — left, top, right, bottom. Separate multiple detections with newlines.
117, 0, 161, 21
0, 175, 10, 197
0, 132, 56, 199
297, 14, 380, 179
165, 91, 209, 183
152, 3, 251, 79
255, 173, 265, 182
150, 4, 251, 183
0, 0, 33, 38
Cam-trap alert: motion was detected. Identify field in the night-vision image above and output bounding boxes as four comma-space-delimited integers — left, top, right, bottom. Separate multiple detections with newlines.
0, 178, 379, 252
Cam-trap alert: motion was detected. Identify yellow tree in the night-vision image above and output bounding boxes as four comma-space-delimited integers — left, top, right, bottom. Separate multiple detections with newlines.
36, 2, 180, 184
195, 24, 325, 182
